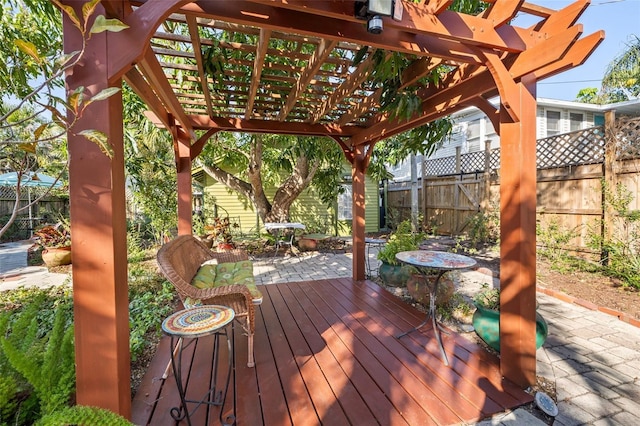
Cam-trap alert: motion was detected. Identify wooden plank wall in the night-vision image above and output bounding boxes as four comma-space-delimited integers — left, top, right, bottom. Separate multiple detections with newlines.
536, 163, 603, 254
423, 174, 486, 235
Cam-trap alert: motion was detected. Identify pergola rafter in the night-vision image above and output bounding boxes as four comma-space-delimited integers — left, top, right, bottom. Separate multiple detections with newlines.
58, 0, 604, 419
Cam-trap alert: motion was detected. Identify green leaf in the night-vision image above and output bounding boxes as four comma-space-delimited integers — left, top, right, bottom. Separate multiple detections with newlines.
44, 105, 68, 129
88, 87, 121, 102
78, 129, 114, 158
55, 51, 81, 69
82, 0, 101, 23
90, 15, 130, 34
52, 1, 82, 32
15, 40, 42, 64
352, 45, 369, 66
68, 91, 83, 114
19, 143, 37, 154
34, 123, 48, 141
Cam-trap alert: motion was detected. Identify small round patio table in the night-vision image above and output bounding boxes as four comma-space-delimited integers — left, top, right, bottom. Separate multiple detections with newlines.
162, 305, 235, 426
395, 250, 476, 366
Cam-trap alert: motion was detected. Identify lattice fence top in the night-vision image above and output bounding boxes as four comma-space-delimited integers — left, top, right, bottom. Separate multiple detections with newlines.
537, 127, 605, 169
459, 151, 486, 174
0, 185, 55, 200
424, 125, 608, 176
425, 150, 495, 176
614, 116, 640, 160
489, 150, 500, 170
425, 155, 457, 176
0, 186, 15, 199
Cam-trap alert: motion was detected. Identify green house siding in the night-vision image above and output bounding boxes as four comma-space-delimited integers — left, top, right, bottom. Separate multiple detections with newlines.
364, 176, 379, 233
200, 174, 260, 234
198, 173, 379, 235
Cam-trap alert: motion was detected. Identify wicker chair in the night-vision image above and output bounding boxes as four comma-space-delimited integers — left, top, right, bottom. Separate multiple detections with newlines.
156, 235, 258, 367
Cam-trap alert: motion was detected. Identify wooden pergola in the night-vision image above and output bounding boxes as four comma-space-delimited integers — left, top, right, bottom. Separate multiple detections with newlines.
59, 0, 603, 418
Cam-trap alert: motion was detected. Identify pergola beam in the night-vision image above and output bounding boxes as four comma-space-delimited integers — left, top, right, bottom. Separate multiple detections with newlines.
138, 48, 196, 141
534, 31, 605, 80
245, 28, 272, 119
186, 15, 214, 117
278, 38, 337, 121
187, 114, 361, 136
178, 1, 485, 63
311, 49, 377, 124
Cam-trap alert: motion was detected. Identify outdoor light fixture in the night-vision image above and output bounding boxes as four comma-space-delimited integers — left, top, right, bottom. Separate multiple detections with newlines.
368, 0, 394, 16
354, 0, 403, 34
368, 15, 384, 34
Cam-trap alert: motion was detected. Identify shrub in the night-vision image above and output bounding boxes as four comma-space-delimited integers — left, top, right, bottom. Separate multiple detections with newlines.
473, 283, 500, 310
537, 218, 581, 267
0, 256, 176, 424
0, 289, 75, 424
464, 208, 499, 246
377, 220, 426, 265
587, 181, 640, 289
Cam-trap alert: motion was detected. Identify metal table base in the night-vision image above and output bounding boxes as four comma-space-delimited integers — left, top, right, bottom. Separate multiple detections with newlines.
162, 306, 236, 426
396, 269, 450, 365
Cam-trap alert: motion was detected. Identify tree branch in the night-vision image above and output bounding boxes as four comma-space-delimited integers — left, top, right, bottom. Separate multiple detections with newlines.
195, 158, 252, 198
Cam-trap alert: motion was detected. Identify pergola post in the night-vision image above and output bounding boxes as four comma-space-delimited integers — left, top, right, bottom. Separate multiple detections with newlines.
63, 17, 131, 416
351, 145, 368, 281
498, 76, 538, 387
174, 125, 193, 236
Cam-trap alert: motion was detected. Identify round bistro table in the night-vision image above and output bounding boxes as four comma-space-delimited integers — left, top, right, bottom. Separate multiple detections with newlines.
395, 250, 476, 366
162, 305, 235, 426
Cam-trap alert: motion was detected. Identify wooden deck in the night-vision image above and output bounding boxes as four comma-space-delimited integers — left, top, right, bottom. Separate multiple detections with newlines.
132, 278, 532, 425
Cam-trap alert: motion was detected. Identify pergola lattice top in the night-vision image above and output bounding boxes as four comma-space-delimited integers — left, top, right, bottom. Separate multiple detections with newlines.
121, 0, 603, 149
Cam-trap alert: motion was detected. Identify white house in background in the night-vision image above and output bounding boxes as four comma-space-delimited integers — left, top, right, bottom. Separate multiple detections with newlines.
388, 97, 640, 182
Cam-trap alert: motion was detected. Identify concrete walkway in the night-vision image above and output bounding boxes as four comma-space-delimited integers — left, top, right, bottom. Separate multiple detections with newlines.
1, 241, 639, 425
0, 240, 70, 291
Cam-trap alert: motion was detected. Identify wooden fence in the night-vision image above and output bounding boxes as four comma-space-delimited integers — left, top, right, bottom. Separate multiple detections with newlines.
387, 113, 640, 254
0, 185, 69, 241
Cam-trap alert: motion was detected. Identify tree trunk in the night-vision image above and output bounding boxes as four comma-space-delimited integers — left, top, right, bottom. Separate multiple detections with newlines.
198, 135, 320, 225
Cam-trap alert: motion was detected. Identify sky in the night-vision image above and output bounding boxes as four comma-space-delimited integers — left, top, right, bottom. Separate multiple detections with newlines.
512, 0, 640, 101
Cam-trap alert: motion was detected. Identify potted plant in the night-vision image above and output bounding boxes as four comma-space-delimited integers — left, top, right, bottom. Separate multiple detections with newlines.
376, 220, 425, 287
205, 216, 235, 251
472, 284, 548, 352
33, 222, 72, 267
406, 271, 455, 308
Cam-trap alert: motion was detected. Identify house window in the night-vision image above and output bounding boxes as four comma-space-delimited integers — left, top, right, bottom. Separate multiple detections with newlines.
467, 119, 481, 139
337, 184, 352, 220
546, 110, 561, 136
570, 112, 583, 131
594, 115, 605, 126
466, 119, 481, 151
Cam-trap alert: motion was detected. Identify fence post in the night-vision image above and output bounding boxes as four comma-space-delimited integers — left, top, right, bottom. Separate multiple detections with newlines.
482, 140, 492, 210
422, 158, 427, 231
602, 110, 617, 264
453, 146, 461, 233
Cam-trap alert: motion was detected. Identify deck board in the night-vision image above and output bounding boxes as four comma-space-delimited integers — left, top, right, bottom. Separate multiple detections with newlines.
133, 278, 533, 425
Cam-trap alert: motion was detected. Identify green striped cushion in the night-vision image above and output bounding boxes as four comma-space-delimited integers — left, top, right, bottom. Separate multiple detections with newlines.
191, 261, 262, 305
